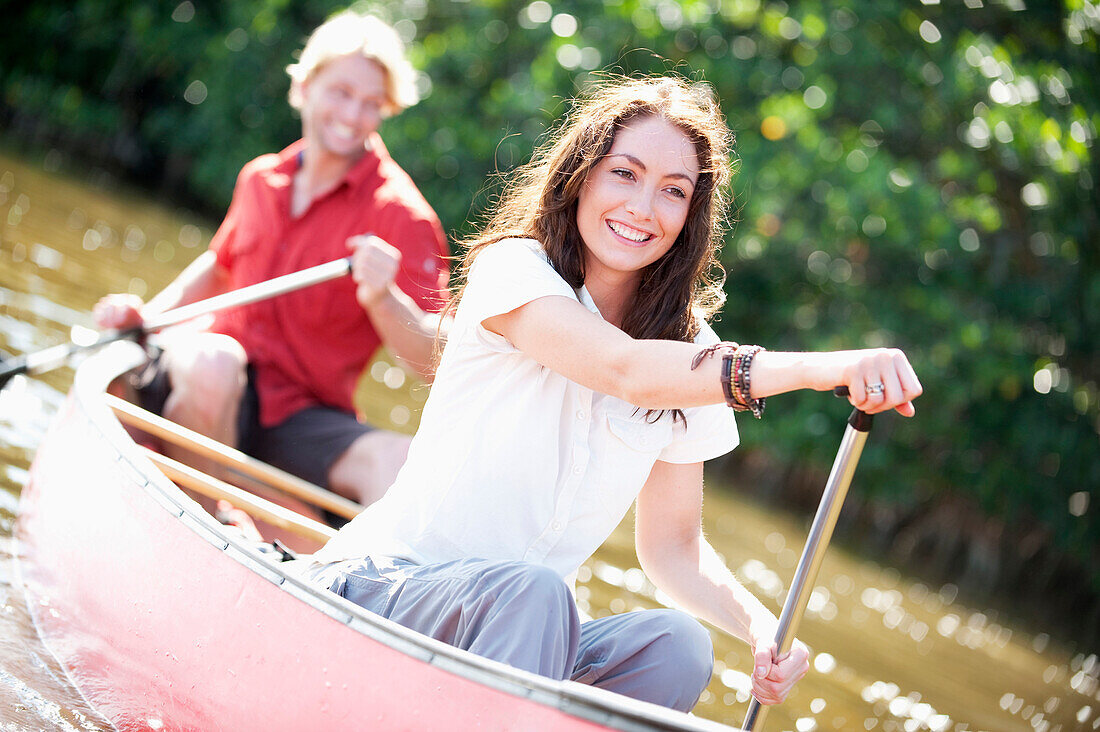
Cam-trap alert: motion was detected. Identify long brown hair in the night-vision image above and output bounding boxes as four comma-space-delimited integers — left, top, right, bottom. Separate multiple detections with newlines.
451, 74, 733, 344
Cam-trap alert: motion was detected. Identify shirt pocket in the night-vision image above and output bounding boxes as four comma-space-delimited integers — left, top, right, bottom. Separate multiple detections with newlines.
599, 413, 675, 515
606, 412, 674, 455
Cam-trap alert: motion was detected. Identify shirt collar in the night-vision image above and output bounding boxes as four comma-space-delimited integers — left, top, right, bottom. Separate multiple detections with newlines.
575, 284, 602, 317
272, 134, 387, 190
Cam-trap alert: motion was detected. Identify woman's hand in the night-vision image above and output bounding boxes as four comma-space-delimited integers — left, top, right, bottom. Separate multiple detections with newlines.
833, 348, 923, 417
92, 293, 146, 330
748, 629, 811, 706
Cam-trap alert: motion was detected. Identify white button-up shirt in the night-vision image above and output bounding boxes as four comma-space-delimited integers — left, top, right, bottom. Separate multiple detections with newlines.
315, 238, 740, 577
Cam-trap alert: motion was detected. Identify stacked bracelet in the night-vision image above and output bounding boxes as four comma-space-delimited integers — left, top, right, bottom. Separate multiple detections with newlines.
690, 341, 767, 419
732, 344, 766, 419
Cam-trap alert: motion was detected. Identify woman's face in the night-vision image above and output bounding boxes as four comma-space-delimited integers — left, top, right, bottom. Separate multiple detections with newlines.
575, 115, 700, 294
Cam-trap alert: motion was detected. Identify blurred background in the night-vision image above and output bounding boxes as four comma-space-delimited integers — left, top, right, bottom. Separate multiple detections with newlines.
0, 0, 1097, 729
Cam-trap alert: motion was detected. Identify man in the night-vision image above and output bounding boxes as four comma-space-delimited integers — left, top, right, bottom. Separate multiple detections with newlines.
94, 11, 447, 509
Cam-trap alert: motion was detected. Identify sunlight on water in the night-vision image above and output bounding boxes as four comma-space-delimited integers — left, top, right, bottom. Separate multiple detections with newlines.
580, 497, 1098, 731
1, 149, 1097, 730
0, 149, 205, 731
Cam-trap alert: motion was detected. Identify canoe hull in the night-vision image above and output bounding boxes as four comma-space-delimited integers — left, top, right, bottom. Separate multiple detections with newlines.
16, 344, 733, 731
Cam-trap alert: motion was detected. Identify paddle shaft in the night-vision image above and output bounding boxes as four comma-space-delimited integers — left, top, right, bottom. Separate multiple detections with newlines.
0, 257, 352, 388
741, 398, 873, 732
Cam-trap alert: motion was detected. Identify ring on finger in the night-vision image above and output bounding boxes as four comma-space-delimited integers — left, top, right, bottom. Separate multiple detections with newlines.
866, 382, 885, 396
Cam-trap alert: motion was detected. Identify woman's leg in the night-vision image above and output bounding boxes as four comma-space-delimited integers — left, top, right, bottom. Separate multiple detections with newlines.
314, 557, 581, 679
572, 609, 714, 712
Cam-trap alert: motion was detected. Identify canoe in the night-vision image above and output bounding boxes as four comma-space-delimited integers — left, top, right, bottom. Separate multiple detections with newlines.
14, 341, 737, 732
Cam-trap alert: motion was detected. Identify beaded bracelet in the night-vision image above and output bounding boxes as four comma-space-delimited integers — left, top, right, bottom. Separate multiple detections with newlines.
690, 341, 767, 418
732, 344, 766, 419
720, 346, 737, 406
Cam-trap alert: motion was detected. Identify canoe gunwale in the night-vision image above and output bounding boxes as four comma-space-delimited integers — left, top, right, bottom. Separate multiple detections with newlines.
26, 341, 735, 732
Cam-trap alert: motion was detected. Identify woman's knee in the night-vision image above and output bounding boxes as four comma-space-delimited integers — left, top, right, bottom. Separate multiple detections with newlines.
500, 563, 573, 604
485, 563, 578, 630
648, 609, 714, 691
454, 561, 580, 677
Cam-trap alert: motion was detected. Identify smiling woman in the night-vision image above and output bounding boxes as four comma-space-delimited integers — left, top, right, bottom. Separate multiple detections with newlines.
305, 74, 922, 717
575, 116, 700, 321
1, 141, 1089, 731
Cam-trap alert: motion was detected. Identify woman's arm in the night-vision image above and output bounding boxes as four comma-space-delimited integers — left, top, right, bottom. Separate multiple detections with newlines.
634, 459, 809, 705
484, 295, 922, 415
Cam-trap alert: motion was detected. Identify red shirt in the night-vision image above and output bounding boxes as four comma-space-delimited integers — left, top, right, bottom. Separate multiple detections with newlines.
209, 137, 448, 426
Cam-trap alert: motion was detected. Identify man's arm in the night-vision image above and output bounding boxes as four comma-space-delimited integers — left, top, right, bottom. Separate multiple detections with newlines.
348, 235, 448, 382
93, 250, 231, 329
634, 459, 810, 705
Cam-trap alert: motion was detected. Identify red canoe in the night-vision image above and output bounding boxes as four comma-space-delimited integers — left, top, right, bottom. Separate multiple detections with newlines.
15, 342, 737, 731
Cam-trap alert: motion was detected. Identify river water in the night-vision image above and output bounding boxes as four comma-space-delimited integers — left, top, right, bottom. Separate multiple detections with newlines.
0, 149, 1096, 731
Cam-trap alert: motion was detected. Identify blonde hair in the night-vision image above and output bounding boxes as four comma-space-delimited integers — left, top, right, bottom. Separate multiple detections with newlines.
286, 10, 418, 117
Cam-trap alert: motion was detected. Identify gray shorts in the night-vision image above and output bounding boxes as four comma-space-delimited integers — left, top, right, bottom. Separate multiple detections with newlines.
130, 350, 372, 490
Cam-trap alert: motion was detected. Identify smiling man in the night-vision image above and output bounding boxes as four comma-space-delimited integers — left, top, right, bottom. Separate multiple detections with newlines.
94, 11, 449, 511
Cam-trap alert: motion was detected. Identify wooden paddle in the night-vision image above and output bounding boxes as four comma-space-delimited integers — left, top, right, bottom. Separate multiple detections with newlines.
107, 393, 362, 520
0, 257, 352, 389
741, 388, 874, 731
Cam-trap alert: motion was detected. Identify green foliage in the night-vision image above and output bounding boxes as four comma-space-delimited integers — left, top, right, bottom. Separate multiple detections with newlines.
2, 0, 1097, 587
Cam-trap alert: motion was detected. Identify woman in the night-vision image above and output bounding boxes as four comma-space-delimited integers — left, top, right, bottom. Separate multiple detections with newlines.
308, 75, 922, 712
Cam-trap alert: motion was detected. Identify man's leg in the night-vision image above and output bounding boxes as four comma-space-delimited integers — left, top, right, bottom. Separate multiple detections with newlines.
120, 333, 250, 516
325, 429, 410, 506
572, 609, 714, 712
248, 407, 405, 508
160, 332, 249, 449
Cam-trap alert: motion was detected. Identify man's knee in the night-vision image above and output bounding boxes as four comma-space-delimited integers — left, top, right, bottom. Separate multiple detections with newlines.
327, 430, 411, 506
167, 334, 247, 404
161, 335, 247, 432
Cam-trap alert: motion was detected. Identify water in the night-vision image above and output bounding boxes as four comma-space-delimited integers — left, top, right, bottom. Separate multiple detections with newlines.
1, 149, 1097, 731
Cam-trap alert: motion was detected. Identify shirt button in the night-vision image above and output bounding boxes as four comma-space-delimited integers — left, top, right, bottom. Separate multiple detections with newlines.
576, 410, 586, 420
572, 465, 582, 475
552, 521, 562, 531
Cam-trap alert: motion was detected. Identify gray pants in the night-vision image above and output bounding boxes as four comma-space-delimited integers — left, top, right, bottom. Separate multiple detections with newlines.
311, 556, 714, 712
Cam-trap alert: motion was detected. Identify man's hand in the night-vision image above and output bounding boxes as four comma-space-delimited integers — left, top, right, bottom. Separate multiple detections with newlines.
93, 293, 146, 330
348, 234, 401, 310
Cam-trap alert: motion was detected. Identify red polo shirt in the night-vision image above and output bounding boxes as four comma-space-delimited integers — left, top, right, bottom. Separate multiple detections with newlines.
209, 136, 448, 427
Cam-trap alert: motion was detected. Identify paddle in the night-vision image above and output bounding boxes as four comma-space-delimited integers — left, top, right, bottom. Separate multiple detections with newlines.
741, 387, 873, 732
0, 257, 352, 390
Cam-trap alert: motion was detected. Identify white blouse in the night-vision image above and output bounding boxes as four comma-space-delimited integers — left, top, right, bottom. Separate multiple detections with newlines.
314, 238, 740, 577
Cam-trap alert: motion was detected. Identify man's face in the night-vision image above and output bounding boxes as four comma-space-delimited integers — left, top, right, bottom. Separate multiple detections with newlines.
297, 54, 388, 158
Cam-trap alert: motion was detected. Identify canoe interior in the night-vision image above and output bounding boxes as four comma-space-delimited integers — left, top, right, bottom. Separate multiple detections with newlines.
15, 342, 738, 731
